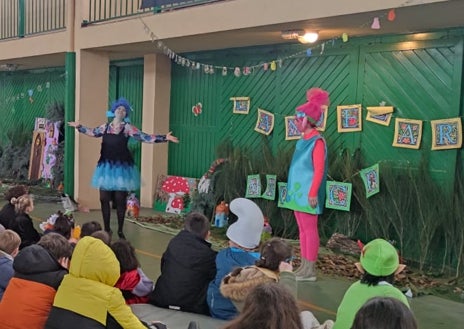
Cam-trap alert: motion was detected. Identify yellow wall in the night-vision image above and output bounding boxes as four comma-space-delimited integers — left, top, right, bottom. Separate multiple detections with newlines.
74, 50, 109, 208
140, 54, 172, 208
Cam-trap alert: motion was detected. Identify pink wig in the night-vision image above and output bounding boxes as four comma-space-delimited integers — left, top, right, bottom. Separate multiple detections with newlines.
296, 88, 330, 125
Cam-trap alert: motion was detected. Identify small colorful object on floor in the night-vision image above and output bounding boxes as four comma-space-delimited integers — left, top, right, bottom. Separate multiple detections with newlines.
126, 193, 140, 218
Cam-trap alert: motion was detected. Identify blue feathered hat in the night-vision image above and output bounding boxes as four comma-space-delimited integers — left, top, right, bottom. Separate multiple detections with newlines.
107, 97, 132, 122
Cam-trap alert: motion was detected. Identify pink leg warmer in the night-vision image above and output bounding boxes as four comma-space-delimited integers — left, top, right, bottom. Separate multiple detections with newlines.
294, 211, 319, 261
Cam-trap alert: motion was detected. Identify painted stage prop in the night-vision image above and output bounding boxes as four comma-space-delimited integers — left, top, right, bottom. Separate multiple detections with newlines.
29, 117, 61, 183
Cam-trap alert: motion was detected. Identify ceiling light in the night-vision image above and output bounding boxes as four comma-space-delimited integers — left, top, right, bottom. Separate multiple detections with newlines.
281, 29, 305, 40
298, 32, 319, 44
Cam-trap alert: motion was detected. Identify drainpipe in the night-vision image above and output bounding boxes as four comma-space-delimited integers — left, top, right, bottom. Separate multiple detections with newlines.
64, 0, 76, 196
18, 0, 25, 37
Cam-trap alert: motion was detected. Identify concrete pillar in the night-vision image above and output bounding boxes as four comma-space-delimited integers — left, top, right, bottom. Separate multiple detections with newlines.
140, 53, 171, 208
74, 49, 109, 209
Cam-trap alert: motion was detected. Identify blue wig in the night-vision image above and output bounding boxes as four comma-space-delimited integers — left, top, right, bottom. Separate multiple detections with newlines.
107, 97, 132, 122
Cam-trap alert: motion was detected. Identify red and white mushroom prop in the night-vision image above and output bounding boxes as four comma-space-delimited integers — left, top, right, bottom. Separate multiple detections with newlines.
161, 176, 190, 214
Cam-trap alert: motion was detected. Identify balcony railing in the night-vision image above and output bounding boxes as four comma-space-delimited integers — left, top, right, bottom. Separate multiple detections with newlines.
84, 0, 224, 25
0, 0, 66, 40
0, 0, 224, 41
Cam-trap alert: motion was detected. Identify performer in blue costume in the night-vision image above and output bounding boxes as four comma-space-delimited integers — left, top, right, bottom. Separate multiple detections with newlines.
285, 88, 329, 281
69, 98, 179, 239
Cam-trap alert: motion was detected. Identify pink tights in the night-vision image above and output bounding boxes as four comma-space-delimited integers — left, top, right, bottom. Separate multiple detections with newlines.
294, 211, 319, 261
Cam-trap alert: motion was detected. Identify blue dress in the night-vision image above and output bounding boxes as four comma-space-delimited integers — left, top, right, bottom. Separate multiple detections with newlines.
91, 124, 140, 191
285, 135, 327, 214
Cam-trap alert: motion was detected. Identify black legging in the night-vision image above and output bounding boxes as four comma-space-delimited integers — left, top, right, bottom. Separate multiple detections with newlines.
100, 190, 128, 233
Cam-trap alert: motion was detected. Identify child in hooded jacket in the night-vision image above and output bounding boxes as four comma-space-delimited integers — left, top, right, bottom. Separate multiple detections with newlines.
219, 238, 332, 329
219, 237, 296, 310
0, 233, 72, 329
45, 236, 150, 329
207, 198, 264, 320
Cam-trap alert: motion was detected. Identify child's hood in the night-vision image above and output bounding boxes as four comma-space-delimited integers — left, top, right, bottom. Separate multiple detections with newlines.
69, 236, 120, 286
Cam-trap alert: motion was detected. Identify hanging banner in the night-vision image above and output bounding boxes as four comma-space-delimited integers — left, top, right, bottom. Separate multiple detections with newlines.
360, 163, 380, 198
246, 174, 262, 198
261, 175, 277, 200
325, 181, 352, 211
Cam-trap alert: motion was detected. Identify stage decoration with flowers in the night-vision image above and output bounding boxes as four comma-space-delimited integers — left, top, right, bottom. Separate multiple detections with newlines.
285, 116, 302, 140
230, 97, 250, 114
246, 174, 262, 198
360, 163, 380, 198
192, 102, 202, 116
254, 108, 274, 135
261, 174, 277, 200
430, 117, 462, 151
392, 118, 423, 149
337, 104, 362, 133
154, 175, 198, 214
325, 181, 353, 212
277, 182, 288, 207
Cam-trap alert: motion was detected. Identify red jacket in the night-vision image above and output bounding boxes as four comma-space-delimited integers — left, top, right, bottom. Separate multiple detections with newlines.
115, 268, 153, 305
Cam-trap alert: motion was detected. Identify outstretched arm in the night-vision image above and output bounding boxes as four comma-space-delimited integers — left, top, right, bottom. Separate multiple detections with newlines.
68, 121, 105, 137
125, 124, 179, 143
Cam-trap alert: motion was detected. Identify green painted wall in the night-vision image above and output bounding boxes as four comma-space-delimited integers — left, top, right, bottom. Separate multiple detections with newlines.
169, 31, 464, 188
109, 60, 144, 194
0, 67, 66, 147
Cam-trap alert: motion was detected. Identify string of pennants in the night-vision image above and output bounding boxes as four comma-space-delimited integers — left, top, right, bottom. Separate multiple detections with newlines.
139, 0, 422, 76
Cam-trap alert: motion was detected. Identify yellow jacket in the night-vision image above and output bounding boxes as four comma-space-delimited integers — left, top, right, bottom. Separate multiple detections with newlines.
51, 237, 146, 329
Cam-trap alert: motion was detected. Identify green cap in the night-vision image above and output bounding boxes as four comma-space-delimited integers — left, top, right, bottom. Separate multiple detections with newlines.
360, 239, 399, 276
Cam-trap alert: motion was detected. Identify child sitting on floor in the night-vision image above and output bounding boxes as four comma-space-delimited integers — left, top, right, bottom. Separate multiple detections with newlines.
150, 211, 217, 315
111, 239, 154, 304
9, 194, 41, 249
207, 197, 264, 320
220, 237, 332, 329
45, 236, 150, 329
333, 238, 409, 329
220, 237, 295, 310
0, 229, 21, 301
0, 233, 72, 329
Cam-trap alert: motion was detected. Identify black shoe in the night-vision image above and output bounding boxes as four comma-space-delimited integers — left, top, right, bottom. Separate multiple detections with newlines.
187, 321, 199, 329
118, 231, 126, 239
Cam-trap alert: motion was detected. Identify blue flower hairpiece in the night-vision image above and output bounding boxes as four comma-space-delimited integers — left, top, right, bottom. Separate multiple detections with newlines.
107, 97, 133, 122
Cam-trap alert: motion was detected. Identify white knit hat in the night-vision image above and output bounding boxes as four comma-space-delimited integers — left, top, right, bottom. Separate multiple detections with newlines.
226, 198, 264, 249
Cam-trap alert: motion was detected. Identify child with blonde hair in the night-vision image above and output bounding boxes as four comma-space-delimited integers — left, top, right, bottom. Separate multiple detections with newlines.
9, 194, 40, 249
0, 185, 28, 229
0, 229, 21, 300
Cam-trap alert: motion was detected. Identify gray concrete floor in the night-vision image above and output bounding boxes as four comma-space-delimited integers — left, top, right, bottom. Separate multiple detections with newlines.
28, 200, 464, 329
